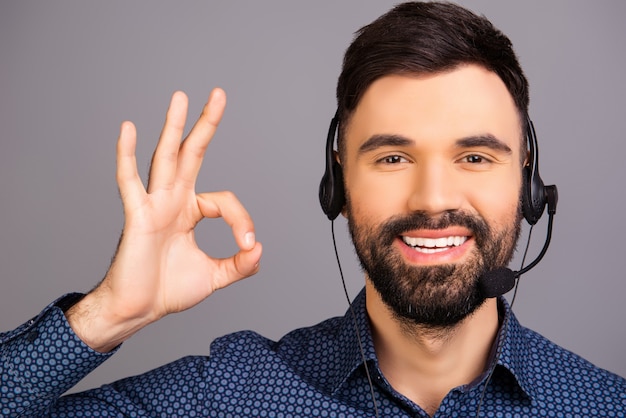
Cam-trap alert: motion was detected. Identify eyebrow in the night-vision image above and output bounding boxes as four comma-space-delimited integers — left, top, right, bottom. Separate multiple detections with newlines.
358, 134, 413, 154
455, 134, 512, 154
357, 133, 512, 155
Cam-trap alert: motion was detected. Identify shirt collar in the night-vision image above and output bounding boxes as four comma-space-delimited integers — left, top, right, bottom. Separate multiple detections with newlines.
329, 288, 536, 400
329, 287, 378, 394
493, 297, 537, 399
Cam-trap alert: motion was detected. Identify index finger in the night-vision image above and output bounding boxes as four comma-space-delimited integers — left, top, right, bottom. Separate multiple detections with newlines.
176, 88, 227, 187
196, 190, 256, 251
196, 191, 263, 287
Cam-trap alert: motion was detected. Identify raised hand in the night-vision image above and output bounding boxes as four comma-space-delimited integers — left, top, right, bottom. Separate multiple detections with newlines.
67, 89, 262, 352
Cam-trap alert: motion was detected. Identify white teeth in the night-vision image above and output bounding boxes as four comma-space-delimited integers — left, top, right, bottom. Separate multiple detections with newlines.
402, 235, 468, 250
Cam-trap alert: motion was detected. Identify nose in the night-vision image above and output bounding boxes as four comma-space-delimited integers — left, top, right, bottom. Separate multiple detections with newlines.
407, 160, 463, 216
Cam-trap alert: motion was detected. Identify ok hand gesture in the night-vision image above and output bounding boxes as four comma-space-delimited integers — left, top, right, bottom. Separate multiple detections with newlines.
67, 89, 262, 352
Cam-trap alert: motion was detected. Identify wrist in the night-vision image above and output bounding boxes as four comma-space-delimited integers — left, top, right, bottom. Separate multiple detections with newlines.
65, 291, 153, 353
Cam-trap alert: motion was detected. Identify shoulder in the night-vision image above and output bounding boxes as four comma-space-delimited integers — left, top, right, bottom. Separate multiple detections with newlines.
522, 325, 624, 382
520, 326, 625, 411
209, 315, 344, 363
205, 315, 346, 385
201, 317, 347, 407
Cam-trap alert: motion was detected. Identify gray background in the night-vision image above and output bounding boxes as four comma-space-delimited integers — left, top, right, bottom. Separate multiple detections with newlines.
1, 1, 624, 394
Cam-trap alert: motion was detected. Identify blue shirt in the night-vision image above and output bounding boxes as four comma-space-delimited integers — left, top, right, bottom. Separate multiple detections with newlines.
1, 290, 625, 417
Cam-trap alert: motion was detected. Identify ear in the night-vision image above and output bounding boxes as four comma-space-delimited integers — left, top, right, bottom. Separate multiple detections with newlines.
523, 149, 530, 167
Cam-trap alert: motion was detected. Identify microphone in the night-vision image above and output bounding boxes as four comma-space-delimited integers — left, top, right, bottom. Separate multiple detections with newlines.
479, 185, 557, 298
479, 267, 517, 299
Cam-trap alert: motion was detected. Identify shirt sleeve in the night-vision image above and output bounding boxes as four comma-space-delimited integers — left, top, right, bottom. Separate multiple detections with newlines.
0, 294, 116, 417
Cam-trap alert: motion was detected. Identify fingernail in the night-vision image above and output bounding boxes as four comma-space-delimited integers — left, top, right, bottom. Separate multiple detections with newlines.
244, 232, 255, 248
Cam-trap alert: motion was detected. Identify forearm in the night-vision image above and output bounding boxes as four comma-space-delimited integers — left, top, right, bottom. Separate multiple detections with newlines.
0, 294, 116, 416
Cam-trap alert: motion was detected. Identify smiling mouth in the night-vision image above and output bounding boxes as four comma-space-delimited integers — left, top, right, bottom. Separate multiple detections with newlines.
401, 235, 469, 254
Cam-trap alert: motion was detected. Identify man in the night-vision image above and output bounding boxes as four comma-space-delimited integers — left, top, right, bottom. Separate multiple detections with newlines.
2, 2, 624, 417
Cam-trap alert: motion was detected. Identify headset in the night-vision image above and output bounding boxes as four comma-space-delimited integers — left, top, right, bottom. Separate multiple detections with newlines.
319, 112, 557, 226
319, 111, 558, 418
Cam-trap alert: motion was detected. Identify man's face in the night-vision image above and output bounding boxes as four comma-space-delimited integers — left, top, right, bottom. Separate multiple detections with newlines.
342, 65, 524, 328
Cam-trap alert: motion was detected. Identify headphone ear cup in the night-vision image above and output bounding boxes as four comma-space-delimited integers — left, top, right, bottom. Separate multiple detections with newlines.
521, 166, 533, 224
319, 114, 346, 220
521, 165, 546, 225
521, 117, 550, 225
319, 160, 345, 220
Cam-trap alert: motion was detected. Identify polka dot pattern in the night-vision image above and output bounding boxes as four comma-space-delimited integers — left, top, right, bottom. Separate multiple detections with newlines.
1, 294, 114, 417
2, 291, 625, 417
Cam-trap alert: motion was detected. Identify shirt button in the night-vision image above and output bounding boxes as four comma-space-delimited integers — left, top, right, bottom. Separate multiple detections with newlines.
26, 331, 39, 343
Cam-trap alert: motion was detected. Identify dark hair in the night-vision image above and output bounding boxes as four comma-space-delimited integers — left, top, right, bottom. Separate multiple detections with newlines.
336, 1, 529, 157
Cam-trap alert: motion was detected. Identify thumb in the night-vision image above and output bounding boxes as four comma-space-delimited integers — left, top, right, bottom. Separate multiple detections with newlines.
213, 242, 263, 291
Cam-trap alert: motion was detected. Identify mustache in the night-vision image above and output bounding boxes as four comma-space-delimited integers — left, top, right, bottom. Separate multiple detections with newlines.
378, 211, 491, 246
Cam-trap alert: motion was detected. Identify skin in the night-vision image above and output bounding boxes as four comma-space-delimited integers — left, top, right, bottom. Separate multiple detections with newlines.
341, 65, 523, 414
67, 89, 263, 353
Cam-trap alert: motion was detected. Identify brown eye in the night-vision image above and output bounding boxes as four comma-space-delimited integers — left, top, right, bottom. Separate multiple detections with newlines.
380, 155, 406, 164
464, 155, 485, 163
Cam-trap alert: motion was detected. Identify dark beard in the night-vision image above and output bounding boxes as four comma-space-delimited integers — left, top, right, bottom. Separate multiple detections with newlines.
348, 209, 521, 329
